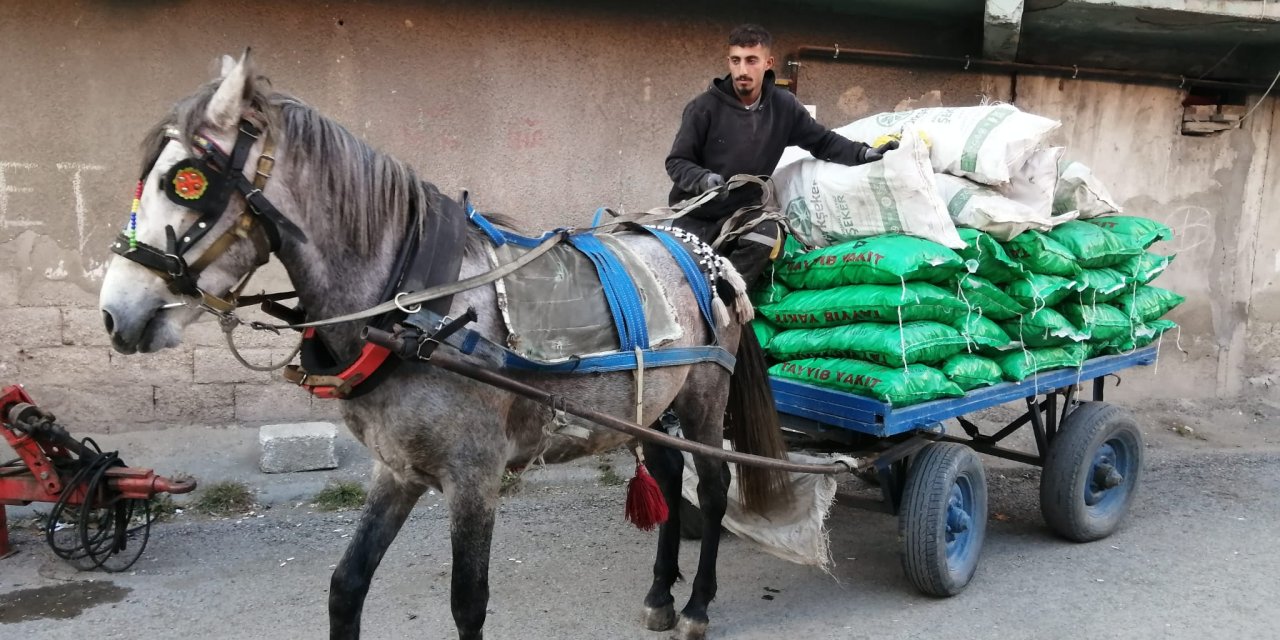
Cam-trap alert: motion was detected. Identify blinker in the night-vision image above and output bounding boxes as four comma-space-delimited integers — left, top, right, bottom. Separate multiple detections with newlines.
163, 158, 233, 216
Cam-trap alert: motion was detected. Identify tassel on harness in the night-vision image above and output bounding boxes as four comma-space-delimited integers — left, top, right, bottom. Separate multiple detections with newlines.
625, 445, 668, 531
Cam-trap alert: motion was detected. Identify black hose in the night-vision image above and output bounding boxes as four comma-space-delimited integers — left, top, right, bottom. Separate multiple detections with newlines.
43, 437, 152, 572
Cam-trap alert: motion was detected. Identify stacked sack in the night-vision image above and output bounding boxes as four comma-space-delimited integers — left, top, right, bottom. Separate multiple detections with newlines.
756, 103, 1183, 406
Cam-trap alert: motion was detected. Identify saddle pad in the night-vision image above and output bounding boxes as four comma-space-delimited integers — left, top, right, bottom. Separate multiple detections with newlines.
489, 232, 683, 363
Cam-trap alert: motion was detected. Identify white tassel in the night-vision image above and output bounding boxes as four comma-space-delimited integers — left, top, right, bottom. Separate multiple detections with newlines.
716, 256, 755, 325
735, 291, 754, 324
712, 296, 732, 329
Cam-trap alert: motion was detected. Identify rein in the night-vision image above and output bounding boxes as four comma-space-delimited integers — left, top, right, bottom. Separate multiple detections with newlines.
118, 123, 854, 473
364, 342, 867, 476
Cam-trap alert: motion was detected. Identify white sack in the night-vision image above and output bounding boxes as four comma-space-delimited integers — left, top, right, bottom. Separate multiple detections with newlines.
1053, 160, 1123, 218
772, 130, 965, 249
936, 174, 1051, 241
835, 104, 1061, 186
1002, 146, 1063, 218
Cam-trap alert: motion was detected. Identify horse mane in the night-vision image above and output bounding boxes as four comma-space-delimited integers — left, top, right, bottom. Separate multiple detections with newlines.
141, 74, 524, 256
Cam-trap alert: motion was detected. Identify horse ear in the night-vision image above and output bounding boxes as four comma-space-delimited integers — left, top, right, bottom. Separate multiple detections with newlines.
217, 54, 236, 79
206, 48, 254, 131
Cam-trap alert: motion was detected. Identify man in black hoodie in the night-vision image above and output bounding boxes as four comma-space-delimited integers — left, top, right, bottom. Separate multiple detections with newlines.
665, 24, 895, 290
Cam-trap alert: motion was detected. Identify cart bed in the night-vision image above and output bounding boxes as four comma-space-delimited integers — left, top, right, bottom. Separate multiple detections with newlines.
770, 345, 1158, 438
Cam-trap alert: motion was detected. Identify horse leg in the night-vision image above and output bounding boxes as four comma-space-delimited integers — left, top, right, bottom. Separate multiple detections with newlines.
445, 466, 502, 640
329, 462, 422, 639
672, 451, 730, 640
640, 437, 686, 631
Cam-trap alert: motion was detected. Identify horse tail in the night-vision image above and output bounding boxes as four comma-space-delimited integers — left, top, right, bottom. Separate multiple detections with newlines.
724, 324, 790, 515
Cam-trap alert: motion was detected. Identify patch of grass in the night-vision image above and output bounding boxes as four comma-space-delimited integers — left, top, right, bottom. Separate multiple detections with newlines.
191, 481, 255, 516
313, 481, 367, 512
598, 462, 625, 487
500, 470, 523, 496
144, 494, 180, 522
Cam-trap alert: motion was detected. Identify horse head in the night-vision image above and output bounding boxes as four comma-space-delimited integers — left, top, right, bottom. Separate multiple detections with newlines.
99, 49, 302, 354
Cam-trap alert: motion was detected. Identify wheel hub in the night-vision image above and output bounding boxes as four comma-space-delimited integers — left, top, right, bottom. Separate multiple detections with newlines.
1086, 442, 1127, 506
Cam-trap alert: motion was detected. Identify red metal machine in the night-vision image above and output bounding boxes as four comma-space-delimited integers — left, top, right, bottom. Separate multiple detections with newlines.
1, 384, 196, 570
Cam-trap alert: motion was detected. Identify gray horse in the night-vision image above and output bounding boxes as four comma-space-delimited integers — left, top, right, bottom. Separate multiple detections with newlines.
98, 51, 789, 640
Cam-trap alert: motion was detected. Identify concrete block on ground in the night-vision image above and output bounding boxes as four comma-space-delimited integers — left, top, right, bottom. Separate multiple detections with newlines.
259, 421, 339, 473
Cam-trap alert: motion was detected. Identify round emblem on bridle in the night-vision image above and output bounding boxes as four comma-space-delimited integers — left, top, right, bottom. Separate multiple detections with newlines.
172, 167, 208, 200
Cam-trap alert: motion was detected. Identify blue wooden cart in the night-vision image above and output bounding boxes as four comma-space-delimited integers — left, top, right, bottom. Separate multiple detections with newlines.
769, 345, 1158, 597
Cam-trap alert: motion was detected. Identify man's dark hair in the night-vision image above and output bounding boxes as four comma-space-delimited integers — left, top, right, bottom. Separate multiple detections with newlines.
728, 24, 772, 49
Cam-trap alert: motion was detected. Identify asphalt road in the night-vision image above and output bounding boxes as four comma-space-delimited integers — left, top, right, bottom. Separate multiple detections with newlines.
2, 422, 1278, 639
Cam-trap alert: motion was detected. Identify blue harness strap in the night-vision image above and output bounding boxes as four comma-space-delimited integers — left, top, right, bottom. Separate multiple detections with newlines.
462, 191, 505, 246
443, 200, 734, 374
404, 306, 736, 373
503, 345, 735, 373
636, 226, 718, 335
567, 233, 649, 350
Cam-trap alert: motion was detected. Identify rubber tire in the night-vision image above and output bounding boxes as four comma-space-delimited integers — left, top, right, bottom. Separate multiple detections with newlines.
1040, 402, 1144, 542
678, 497, 704, 540
899, 442, 988, 597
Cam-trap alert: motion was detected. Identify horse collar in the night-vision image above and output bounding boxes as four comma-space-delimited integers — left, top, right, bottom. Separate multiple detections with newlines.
286, 187, 470, 400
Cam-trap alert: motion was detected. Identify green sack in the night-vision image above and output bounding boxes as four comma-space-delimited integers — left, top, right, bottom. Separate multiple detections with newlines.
770, 358, 965, 405
1114, 286, 1185, 323
751, 319, 780, 350
1113, 252, 1174, 285
1003, 308, 1090, 348
759, 282, 967, 329
1046, 221, 1144, 268
1088, 216, 1173, 249
951, 274, 1027, 320
749, 277, 790, 307
1005, 273, 1079, 309
1075, 268, 1131, 304
1103, 319, 1177, 354
1086, 340, 1111, 359
781, 233, 809, 259
1003, 230, 1081, 277
776, 234, 964, 289
956, 228, 1026, 283
767, 321, 969, 366
996, 344, 1088, 381
941, 353, 1005, 391
952, 313, 1013, 350
1057, 303, 1132, 342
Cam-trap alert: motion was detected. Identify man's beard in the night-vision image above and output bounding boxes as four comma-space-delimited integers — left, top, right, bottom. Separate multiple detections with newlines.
734, 81, 752, 97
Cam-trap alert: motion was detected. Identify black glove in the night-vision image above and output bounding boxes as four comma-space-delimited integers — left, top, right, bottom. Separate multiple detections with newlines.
860, 140, 899, 163
699, 172, 725, 191
699, 172, 728, 200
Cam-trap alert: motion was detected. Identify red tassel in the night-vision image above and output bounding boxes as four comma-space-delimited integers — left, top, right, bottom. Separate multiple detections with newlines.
625, 463, 669, 531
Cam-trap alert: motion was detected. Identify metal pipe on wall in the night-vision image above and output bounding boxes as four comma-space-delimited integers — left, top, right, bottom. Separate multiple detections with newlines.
784, 45, 1274, 95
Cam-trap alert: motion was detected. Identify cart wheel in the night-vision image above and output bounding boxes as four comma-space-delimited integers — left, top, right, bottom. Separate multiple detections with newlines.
1040, 402, 1143, 542
899, 442, 988, 597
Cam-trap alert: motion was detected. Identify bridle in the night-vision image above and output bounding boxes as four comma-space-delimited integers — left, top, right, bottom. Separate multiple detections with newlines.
110, 118, 303, 313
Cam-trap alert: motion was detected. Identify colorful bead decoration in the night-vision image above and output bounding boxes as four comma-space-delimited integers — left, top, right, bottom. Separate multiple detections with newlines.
127, 180, 142, 249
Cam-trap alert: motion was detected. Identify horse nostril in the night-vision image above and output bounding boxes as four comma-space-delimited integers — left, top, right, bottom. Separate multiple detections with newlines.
102, 309, 116, 335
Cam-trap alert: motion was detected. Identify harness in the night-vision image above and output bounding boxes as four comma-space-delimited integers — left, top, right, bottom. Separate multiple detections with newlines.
444, 203, 735, 373
115, 119, 736, 400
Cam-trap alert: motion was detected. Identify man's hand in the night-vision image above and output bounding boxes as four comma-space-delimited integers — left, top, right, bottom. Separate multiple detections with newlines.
860, 140, 899, 163
699, 173, 729, 200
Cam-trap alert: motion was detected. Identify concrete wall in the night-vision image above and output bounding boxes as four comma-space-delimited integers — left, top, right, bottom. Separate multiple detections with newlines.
0, 0, 1273, 430
1013, 76, 1279, 401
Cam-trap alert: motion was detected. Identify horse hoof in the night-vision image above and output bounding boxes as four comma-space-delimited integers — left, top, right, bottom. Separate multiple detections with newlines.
642, 603, 676, 631
671, 615, 708, 640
